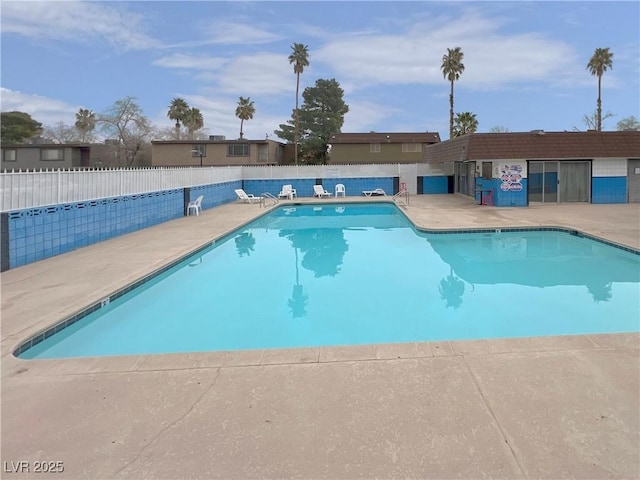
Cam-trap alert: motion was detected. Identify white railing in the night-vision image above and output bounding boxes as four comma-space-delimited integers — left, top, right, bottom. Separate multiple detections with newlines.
1, 163, 438, 212
0, 166, 243, 211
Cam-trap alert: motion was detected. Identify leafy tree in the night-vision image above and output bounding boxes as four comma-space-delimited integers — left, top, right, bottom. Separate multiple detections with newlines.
235, 96, 255, 139
43, 121, 81, 144
616, 116, 640, 131
441, 47, 465, 139
167, 97, 190, 139
75, 108, 96, 142
586, 47, 614, 132
288, 43, 310, 166
97, 97, 153, 167
184, 107, 204, 140
452, 112, 478, 137
1, 111, 43, 144
275, 78, 349, 164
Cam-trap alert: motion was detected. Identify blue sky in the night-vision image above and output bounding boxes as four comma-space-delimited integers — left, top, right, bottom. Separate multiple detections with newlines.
1, 1, 638, 141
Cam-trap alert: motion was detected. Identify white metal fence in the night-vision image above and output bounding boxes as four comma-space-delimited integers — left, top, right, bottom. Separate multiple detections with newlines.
1, 163, 448, 211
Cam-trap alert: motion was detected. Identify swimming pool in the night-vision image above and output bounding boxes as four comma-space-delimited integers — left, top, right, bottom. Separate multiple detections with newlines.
18, 203, 640, 359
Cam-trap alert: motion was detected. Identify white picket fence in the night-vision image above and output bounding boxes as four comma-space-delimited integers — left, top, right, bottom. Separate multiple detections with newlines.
0, 163, 446, 211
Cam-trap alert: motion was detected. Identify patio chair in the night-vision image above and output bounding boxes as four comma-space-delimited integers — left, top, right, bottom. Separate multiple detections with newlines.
362, 188, 386, 197
313, 185, 333, 198
278, 184, 297, 200
235, 189, 262, 204
187, 195, 204, 216
335, 183, 346, 197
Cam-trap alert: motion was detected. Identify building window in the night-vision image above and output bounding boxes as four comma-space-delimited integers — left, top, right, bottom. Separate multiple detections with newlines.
41, 148, 64, 161
482, 162, 492, 180
227, 143, 250, 157
401, 143, 422, 153
370, 143, 381, 153
192, 144, 206, 156
3, 149, 17, 162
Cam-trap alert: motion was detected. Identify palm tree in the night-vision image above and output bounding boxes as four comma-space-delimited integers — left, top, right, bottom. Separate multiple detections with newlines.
453, 112, 478, 137
184, 107, 204, 140
441, 47, 465, 139
167, 97, 190, 139
235, 96, 255, 139
586, 48, 614, 131
74, 108, 95, 142
288, 43, 310, 165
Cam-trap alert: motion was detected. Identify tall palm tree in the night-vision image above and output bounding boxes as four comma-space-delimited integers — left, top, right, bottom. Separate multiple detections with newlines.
288, 43, 310, 165
184, 107, 204, 140
235, 96, 255, 139
74, 108, 95, 142
441, 47, 465, 139
167, 97, 190, 139
453, 112, 478, 137
586, 47, 614, 132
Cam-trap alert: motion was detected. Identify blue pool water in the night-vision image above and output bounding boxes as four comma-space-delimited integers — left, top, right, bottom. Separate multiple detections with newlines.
20, 203, 640, 359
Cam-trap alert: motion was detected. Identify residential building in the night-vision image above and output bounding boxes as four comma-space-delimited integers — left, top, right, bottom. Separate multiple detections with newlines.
421, 130, 640, 205
151, 138, 285, 167
1, 144, 91, 170
328, 132, 441, 164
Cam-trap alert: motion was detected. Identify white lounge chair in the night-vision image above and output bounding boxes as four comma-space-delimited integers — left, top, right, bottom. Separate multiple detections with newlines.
235, 189, 262, 204
278, 184, 297, 200
313, 185, 332, 198
335, 183, 346, 197
187, 195, 204, 215
362, 188, 386, 197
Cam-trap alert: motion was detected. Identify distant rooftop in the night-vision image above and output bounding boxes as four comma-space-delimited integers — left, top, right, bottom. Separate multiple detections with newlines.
423, 131, 640, 163
329, 132, 441, 144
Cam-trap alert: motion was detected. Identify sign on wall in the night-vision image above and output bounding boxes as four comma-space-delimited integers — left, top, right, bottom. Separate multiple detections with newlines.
500, 164, 523, 192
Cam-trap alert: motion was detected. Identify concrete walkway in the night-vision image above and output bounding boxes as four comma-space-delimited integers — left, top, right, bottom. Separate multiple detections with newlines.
1, 195, 639, 479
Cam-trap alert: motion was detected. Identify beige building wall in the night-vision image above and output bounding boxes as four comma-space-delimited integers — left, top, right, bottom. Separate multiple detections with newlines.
152, 141, 282, 167
329, 143, 425, 164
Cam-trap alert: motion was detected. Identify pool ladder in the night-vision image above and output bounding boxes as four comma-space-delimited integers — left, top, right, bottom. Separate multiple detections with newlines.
393, 188, 409, 207
260, 192, 279, 208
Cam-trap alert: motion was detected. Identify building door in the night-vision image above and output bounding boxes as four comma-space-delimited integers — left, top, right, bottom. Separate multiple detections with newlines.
528, 161, 558, 202
559, 161, 590, 202
454, 161, 476, 197
628, 159, 640, 203
529, 161, 590, 203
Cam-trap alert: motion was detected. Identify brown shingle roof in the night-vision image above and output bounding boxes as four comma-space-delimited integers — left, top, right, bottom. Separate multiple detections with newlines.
330, 132, 441, 144
423, 131, 640, 163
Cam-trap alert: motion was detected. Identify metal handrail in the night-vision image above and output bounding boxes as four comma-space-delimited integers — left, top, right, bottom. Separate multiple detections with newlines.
260, 192, 279, 208
393, 189, 409, 206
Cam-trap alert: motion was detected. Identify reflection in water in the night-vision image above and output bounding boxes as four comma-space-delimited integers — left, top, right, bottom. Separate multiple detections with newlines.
438, 267, 466, 309
288, 247, 308, 318
587, 282, 612, 303
234, 231, 256, 257
279, 228, 349, 278
428, 232, 639, 304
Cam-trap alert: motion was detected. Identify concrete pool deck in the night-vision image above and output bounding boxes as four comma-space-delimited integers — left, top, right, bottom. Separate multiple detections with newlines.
1, 195, 639, 479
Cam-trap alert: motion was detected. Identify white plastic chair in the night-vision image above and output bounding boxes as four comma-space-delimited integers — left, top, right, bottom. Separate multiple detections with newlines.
278, 184, 297, 200
335, 183, 346, 197
187, 195, 203, 216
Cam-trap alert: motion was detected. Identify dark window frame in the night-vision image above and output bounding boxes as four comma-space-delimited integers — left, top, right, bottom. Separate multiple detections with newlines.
227, 143, 250, 157
40, 148, 65, 161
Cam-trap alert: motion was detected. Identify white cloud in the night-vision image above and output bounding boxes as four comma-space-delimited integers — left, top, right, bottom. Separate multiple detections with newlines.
201, 21, 282, 45
0, 88, 80, 126
313, 11, 582, 91
341, 100, 402, 133
152, 54, 229, 71
1, 1, 158, 50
